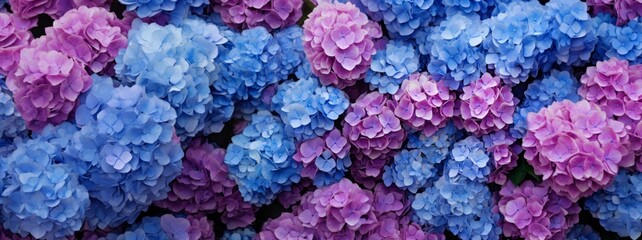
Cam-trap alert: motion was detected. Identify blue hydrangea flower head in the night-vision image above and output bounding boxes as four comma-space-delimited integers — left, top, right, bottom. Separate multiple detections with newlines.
567, 224, 600, 240
355, 0, 444, 37
424, 13, 489, 90
442, 0, 500, 18
119, 0, 208, 18
1, 123, 89, 239
510, 70, 581, 138
593, 14, 642, 63
365, 40, 419, 94
224, 110, 301, 206
74, 75, 183, 229
115, 18, 228, 139
0, 75, 27, 157
446, 136, 492, 183
222, 228, 257, 240
271, 77, 349, 141
547, 0, 597, 66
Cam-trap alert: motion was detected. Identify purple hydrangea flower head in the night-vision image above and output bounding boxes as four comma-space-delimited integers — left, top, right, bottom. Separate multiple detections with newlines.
302, 2, 381, 89
155, 139, 255, 229
1, 123, 90, 239
498, 180, 580, 240
423, 14, 489, 90
446, 136, 492, 183
8, 0, 58, 23
6, 47, 92, 132
115, 18, 229, 139
257, 213, 315, 240
456, 73, 518, 136
73, 76, 183, 229
212, 0, 303, 31
0, 13, 32, 76
392, 72, 456, 136
293, 129, 352, 187
224, 110, 301, 206
588, 0, 642, 25
222, 228, 256, 240
484, 1, 555, 84
365, 40, 419, 94
523, 100, 630, 201
593, 14, 642, 63
547, 0, 597, 66
482, 130, 518, 185
585, 170, 642, 239
342, 92, 406, 187
566, 224, 600, 240
272, 77, 350, 141
352, 0, 443, 37
511, 70, 581, 138
0, 75, 27, 157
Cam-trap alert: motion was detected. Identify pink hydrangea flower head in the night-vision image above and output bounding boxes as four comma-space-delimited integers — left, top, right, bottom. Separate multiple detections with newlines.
499, 181, 580, 240
212, 0, 303, 31
484, 130, 520, 185
393, 72, 456, 136
522, 100, 630, 201
456, 73, 518, 136
257, 213, 316, 240
8, 0, 58, 22
0, 13, 33, 76
302, 2, 381, 89
6, 47, 92, 132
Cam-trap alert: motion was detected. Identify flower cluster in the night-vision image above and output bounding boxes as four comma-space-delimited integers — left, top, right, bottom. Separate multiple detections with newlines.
272, 77, 349, 141
547, 0, 597, 66
155, 139, 255, 229
224, 111, 301, 206
354, 0, 443, 37
119, 0, 208, 18
383, 123, 461, 193
342, 92, 406, 187
0, 75, 26, 157
523, 100, 630, 201
105, 214, 214, 239
392, 72, 456, 136
293, 129, 352, 187
116, 18, 228, 139
423, 14, 488, 90
74, 76, 183, 229
511, 70, 581, 138
8, 0, 57, 23
441, 0, 499, 17
483, 130, 518, 185
588, 0, 642, 25
0, 13, 32, 76
222, 228, 256, 240
593, 14, 642, 63
567, 225, 601, 240
302, 2, 380, 88
456, 73, 518, 136
365, 40, 419, 94
212, 0, 303, 31
585, 170, 642, 239
446, 136, 492, 183
498, 180, 580, 240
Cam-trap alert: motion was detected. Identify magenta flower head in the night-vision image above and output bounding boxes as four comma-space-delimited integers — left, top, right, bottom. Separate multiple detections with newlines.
257, 213, 316, 240
579, 58, 642, 169
342, 92, 406, 187
155, 139, 256, 229
8, 0, 58, 23
392, 72, 456, 136
0, 13, 32, 76
499, 181, 580, 240
523, 100, 630, 201
483, 130, 519, 185
212, 0, 303, 31
293, 128, 352, 187
302, 2, 381, 89
6, 48, 92, 131
456, 73, 518, 136
37, 6, 128, 73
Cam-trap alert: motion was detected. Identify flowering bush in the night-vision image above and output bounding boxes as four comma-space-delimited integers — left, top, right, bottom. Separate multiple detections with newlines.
365, 40, 419, 94
212, 0, 303, 31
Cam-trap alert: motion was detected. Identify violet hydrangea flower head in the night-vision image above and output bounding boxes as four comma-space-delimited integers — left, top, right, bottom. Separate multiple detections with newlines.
257, 213, 315, 240
155, 139, 256, 229
271, 77, 350, 141
422, 13, 489, 90
446, 136, 492, 183
587, 0, 642, 25
222, 228, 256, 240
342, 91, 406, 187
484, 1, 555, 84
6, 47, 92, 132
0, 13, 32, 76
1, 123, 90, 239
482, 130, 518, 185
392, 72, 456, 136
224, 110, 301, 206
547, 0, 597, 66
302, 2, 381, 89
511, 70, 581, 138
498, 180, 580, 240
8, 0, 58, 23
212, 0, 303, 31
73, 76, 183, 229
523, 100, 630, 201
593, 14, 642, 63
365, 40, 419, 94
566, 224, 600, 240
456, 73, 518, 136
353, 0, 443, 37
293, 129, 352, 187
585, 170, 642, 239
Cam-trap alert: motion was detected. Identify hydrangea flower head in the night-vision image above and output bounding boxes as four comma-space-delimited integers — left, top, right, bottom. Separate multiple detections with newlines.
547, 0, 597, 66
511, 70, 581, 138
588, 0, 642, 25
0, 13, 32, 76
119, 0, 208, 18
224, 111, 301, 206
446, 136, 492, 183
272, 77, 349, 141
392, 72, 456, 136
593, 15, 642, 63
257, 213, 316, 240
7, 47, 92, 132
293, 129, 352, 187
441, 0, 500, 17
0, 76, 27, 157
567, 224, 600, 240
302, 2, 381, 88
222, 228, 256, 240
498, 180, 580, 240
456, 73, 518, 136
212, 0, 303, 31
483, 130, 518, 184
106, 214, 214, 240
353, 0, 443, 37
155, 139, 255, 228
365, 40, 419, 94
523, 100, 630, 201
73, 76, 183, 229
8, 0, 58, 23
